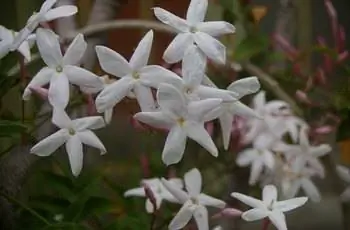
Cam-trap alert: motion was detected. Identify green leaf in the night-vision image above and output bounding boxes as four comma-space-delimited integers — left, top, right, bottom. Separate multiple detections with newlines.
234, 35, 269, 61
79, 196, 113, 219
38, 172, 75, 200
29, 195, 71, 214
0, 120, 27, 137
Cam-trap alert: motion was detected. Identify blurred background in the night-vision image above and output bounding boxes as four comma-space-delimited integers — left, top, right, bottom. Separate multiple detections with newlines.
1, 0, 350, 229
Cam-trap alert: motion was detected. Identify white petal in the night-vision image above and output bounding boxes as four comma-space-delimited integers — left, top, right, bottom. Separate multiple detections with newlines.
196, 86, 235, 101
23, 67, 54, 100
95, 77, 135, 113
52, 108, 72, 129
157, 83, 186, 118
0, 25, 13, 41
168, 201, 193, 230
134, 111, 173, 130
134, 83, 156, 112
336, 165, 350, 183
186, 0, 208, 24
129, 30, 153, 70
310, 144, 331, 157
185, 121, 218, 157
161, 178, 189, 203
104, 109, 113, 124
153, 7, 189, 32
64, 65, 103, 89
188, 98, 222, 121
193, 205, 209, 230
253, 91, 266, 111
18, 41, 31, 61
73, 116, 106, 131
227, 77, 260, 99
124, 187, 146, 197
184, 168, 202, 196
12, 28, 33, 51
36, 28, 62, 68
65, 135, 83, 177
262, 185, 277, 205
194, 32, 226, 64
241, 208, 268, 221
340, 187, 350, 202
43, 6, 78, 22
63, 34, 87, 66
274, 197, 308, 212
198, 194, 226, 208
182, 45, 206, 88
145, 197, 162, 213
231, 192, 264, 209
268, 211, 287, 230
249, 160, 263, 185
229, 101, 259, 118
219, 112, 233, 150
30, 129, 68, 156
163, 33, 194, 64
0, 44, 10, 60
284, 180, 301, 199
197, 21, 235, 37
299, 126, 310, 147
139, 65, 182, 88
262, 150, 275, 169
236, 149, 256, 166
301, 178, 321, 202
48, 73, 70, 109
40, 0, 57, 13
162, 126, 187, 165
78, 130, 106, 154
95, 46, 131, 77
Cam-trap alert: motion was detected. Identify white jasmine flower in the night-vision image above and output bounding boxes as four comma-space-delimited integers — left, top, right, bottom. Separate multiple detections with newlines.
232, 184, 308, 230
12, 0, 77, 50
30, 109, 106, 177
134, 83, 221, 165
162, 168, 226, 230
153, 0, 235, 64
336, 165, 350, 202
124, 177, 183, 213
23, 28, 103, 109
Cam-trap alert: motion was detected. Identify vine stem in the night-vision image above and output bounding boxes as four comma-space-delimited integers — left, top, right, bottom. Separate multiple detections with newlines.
262, 218, 270, 230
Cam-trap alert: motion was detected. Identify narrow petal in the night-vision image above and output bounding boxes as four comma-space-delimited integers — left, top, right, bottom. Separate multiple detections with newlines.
249, 160, 263, 185
299, 127, 310, 148
161, 178, 189, 203
194, 32, 226, 64
36, 28, 62, 68
145, 197, 162, 213
274, 197, 308, 212
162, 126, 187, 165
337, 165, 350, 183
134, 83, 156, 112
48, 73, 70, 109
129, 30, 153, 70
184, 168, 202, 197
0, 25, 14, 41
196, 86, 235, 102
253, 91, 266, 111
78, 130, 106, 154
168, 201, 193, 230
268, 211, 287, 230
241, 208, 268, 221
193, 205, 209, 230
40, 0, 57, 13
139, 65, 182, 88
63, 34, 87, 66
231, 192, 265, 209
95, 46, 131, 77
43, 6, 78, 22
73, 116, 105, 131
163, 33, 193, 64
182, 45, 206, 88
104, 109, 113, 124
198, 194, 226, 209
134, 111, 173, 130
229, 101, 260, 118
65, 135, 83, 177
30, 129, 68, 156
219, 112, 233, 150
262, 150, 275, 169
124, 187, 146, 197
64, 65, 103, 89
185, 121, 218, 157
95, 77, 134, 113
18, 41, 31, 61
301, 178, 321, 202
262, 185, 277, 205
186, 0, 208, 24
236, 149, 256, 166
0, 44, 10, 60
187, 98, 222, 121
12, 28, 33, 51
227, 77, 260, 99
153, 7, 189, 32
157, 83, 186, 118
310, 144, 331, 157
197, 21, 235, 37
23, 67, 54, 100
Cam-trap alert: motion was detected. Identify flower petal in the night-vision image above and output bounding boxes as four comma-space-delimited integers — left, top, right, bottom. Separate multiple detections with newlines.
134, 111, 173, 130
182, 45, 206, 88
64, 65, 103, 89
30, 129, 68, 156
145, 197, 162, 213
73, 116, 105, 131
196, 86, 235, 102
104, 109, 113, 124
65, 135, 83, 177
274, 197, 308, 212
43, 6, 78, 22
241, 208, 268, 221
78, 130, 106, 154
23, 67, 54, 100
185, 121, 218, 157
229, 101, 260, 118
268, 211, 287, 230
310, 144, 331, 157
168, 201, 193, 230
337, 165, 350, 183
184, 168, 202, 196
157, 83, 186, 118
63, 33, 87, 66
219, 112, 233, 150
95, 77, 135, 113
40, 0, 57, 13
163, 33, 194, 64
231, 192, 265, 209
236, 149, 256, 166
197, 21, 235, 37
253, 91, 266, 111
193, 205, 209, 230
129, 30, 153, 70
139, 65, 182, 88
153, 7, 189, 32
161, 178, 189, 203
124, 187, 146, 197
198, 194, 226, 209
162, 126, 187, 165
18, 41, 31, 61
249, 160, 263, 185
48, 73, 70, 109
262, 185, 277, 205
227, 77, 260, 99
194, 32, 226, 64
301, 178, 321, 202
186, 0, 208, 24
36, 28, 63, 68
134, 83, 156, 112
95, 46, 131, 77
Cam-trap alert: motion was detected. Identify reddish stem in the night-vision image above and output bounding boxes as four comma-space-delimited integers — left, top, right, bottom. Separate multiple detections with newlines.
18, 53, 27, 144
262, 218, 270, 230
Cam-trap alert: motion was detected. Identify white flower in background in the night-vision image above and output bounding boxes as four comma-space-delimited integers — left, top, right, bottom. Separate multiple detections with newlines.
232, 184, 308, 230
12, 0, 77, 50
23, 28, 103, 109
162, 168, 226, 230
134, 83, 221, 165
236, 134, 275, 185
124, 177, 183, 213
212, 226, 223, 230
336, 165, 350, 202
0, 26, 36, 61
30, 109, 106, 177
153, 0, 235, 64
95, 30, 180, 113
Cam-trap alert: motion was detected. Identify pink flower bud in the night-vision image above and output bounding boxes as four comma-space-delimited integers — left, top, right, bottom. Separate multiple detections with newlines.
337, 26, 346, 52
273, 34, 298, 60
143, 184, 157, 212
295, 90, 312, 105
314, 125, 333, 134
317, 37, 333, 73
314, 68, 327, 86
86, 95, 96, 116
205, 122, 214, 137
337, 51, 349, 63
29, 86, 48, 100
212, 208, 242, 219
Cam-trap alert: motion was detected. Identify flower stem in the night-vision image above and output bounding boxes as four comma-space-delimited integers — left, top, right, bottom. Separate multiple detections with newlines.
262, 218, 270, 230
18, 53, 27, 144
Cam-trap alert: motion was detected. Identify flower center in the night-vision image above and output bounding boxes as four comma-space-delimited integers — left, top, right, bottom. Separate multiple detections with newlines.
267, 199, 275, 211
68, 128, 76, 135
132, 71, 140, 79
190, 197, 199, 205
56, 65, 63, 73
177, 117, 185, 126
190, 27, 198, 33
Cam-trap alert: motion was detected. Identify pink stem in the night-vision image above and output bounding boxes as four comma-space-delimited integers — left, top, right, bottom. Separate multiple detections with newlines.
262, 218, 270, 230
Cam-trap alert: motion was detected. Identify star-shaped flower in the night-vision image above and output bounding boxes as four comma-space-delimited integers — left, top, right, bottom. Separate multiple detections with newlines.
95, 30, 181, 113
134, 83, 222, 165
12, 0, 77, 50
124, 177, 183, 213
162, 168, 226, 230
30, 109, 106, 176
0, 26, 36, 61
232, 184, 308, 230
153, 0, 235, 64
23, 28, 103, 109
336, 165, 350, 202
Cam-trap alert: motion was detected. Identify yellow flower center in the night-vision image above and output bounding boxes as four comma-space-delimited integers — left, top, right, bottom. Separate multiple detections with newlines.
177, 117, 185, 126
56, 65, 63, 73
132, 72, 140, 79
190, 27, 198, 33
68, 128, 76, 135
